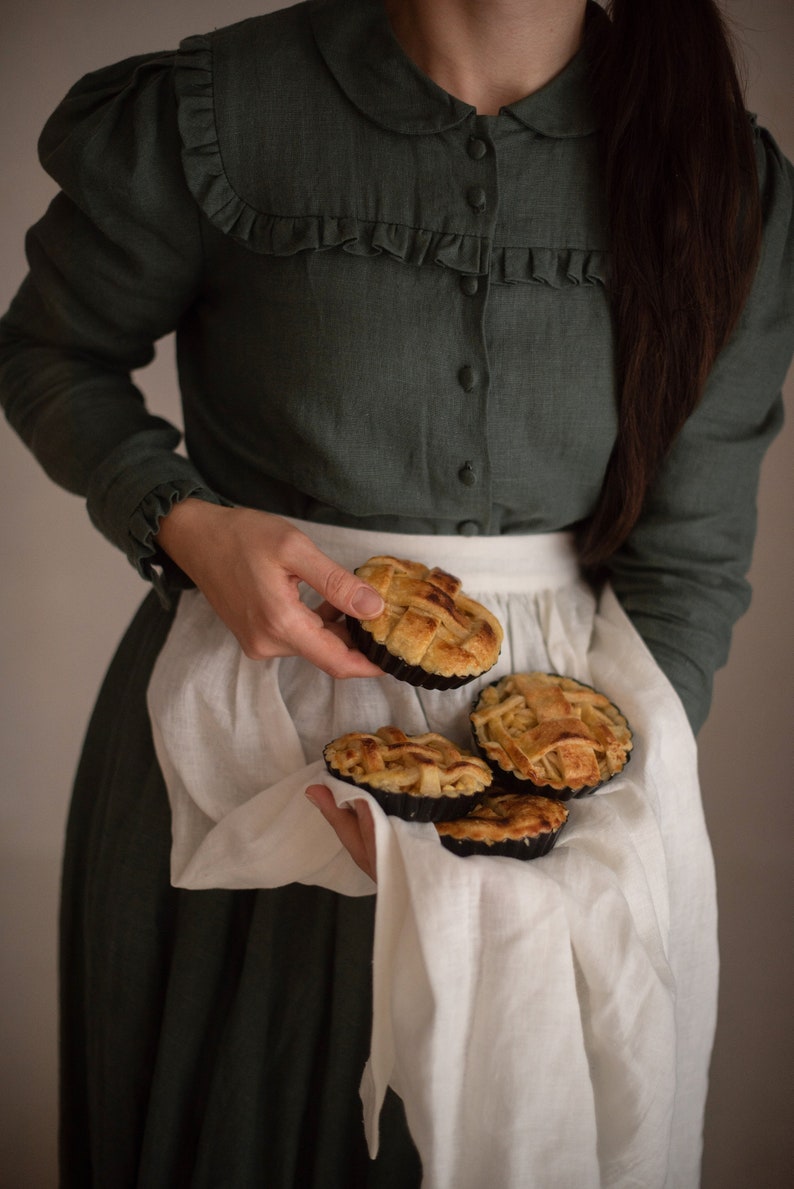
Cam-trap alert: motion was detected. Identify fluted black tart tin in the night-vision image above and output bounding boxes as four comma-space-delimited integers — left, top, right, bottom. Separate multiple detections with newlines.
323, 759, 486, 823
469, 676, 633, 801
346, 616, 482, 690
469, 734, 597, 800
436, 822, 567, 861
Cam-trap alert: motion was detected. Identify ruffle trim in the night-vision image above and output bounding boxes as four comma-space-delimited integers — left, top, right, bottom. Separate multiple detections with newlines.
493, 246, 608, 287
175, 35, 607, 287
132, 479, 234, 607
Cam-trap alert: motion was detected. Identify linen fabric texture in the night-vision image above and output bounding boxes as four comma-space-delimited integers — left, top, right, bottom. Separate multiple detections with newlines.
148, 521, 717, 1188
1, 0, 792, 731
0, 0, 792, 1185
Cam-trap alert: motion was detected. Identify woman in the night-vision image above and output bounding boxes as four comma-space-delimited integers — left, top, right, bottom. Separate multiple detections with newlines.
1, 0, 792, 1185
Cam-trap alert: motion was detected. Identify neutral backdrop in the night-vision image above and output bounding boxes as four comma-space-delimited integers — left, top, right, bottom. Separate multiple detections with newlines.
1, 2, 792, 1186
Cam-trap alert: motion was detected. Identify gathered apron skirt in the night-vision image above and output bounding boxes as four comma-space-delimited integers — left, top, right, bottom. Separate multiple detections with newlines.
61, 520, 716, 1188
141, 520, 717, 1189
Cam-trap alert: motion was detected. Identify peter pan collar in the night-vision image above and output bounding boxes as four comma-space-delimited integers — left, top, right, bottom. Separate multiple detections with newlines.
310, 0, 603, 138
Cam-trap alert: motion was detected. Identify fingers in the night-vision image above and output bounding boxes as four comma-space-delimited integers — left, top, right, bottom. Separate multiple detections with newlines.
255, 528, 384, 677
290, 618, 384, 679
315, 599, 344, 624
242, 589, 379, 677
156, 504, 385, 679
305, 785, 377, 880
284, 532, 384, 620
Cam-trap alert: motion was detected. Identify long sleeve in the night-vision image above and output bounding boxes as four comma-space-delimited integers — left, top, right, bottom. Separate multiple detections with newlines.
606, 127, 794, 732
0, 52, 228, 597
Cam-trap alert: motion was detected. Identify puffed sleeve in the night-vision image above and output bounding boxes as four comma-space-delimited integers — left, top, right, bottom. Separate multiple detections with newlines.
606, 127, 794, 733
0, 52, 229, 599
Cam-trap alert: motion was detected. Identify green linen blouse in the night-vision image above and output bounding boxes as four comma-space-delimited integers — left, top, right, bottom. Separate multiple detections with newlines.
1, 0, 792, 732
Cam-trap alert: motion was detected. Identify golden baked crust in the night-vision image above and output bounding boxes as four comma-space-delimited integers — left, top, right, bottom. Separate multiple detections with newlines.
324, 726, 493, 798
353, 556, 503, 679
436, 792, 568, 843
471, 672, 633, 793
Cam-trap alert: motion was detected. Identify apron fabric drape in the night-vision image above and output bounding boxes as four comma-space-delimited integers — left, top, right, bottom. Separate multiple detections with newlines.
148, 521, 717, 1189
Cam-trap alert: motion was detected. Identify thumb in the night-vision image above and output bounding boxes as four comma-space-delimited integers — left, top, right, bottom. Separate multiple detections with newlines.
286, 533, 384, 619
348, 581, 385, 618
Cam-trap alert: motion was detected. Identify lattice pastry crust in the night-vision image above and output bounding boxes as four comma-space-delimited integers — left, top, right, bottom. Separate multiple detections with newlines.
351, 556, 503, 681
324, 726, 493, 798
471, 672, 633, 795
437, 792, 568, 843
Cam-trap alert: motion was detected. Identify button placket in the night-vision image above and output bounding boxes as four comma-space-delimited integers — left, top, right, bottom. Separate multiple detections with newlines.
466, 186, 487, 214
464, 129, 489, 215
451, 121, 494, 526
458, 365, 475, 392
459, 126, 491, 294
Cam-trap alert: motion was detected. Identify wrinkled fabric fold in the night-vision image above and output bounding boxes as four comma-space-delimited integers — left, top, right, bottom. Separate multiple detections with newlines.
147, 522, 716, 1188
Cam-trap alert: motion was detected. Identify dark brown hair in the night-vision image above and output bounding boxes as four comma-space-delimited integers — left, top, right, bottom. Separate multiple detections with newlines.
580, 0, 762, 565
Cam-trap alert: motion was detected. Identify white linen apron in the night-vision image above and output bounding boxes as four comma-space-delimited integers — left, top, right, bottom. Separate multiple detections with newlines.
147, 520, 717, 1189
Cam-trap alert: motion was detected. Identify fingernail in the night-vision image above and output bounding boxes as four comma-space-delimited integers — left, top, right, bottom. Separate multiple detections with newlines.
351, 586, 383, 618
305, 788, 319, 807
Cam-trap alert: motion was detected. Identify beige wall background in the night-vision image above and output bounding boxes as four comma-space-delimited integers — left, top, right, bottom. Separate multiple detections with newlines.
1, 2, 791, 1185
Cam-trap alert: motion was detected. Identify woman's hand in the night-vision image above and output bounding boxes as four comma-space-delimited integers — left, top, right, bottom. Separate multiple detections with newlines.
156, 499, 385, 678
305, 785, 377, 881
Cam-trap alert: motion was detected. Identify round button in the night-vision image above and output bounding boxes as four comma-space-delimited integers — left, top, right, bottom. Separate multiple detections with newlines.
468, 137, 487, 160
467, 186, 487, 213
457, 520, 480, 536
458, 462, 477, 487
459, 275, 479, 296
458, 365, 475, 392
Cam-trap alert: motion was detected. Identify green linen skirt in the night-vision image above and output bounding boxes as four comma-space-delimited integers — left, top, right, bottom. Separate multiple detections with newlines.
59, 591, 421, 1188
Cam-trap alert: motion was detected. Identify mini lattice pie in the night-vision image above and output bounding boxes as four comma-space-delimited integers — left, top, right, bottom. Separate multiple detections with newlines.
347, 556, 503, 689
471, 672, 633, 799
323, 726, 493, 821
436, 792, 569, 860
